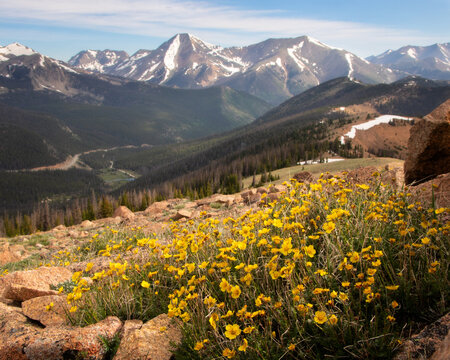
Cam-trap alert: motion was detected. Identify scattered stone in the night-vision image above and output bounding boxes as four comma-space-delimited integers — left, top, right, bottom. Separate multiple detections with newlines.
114, 314, 181, 360
53, 225, 66, 231
270, 184, 288, 193
0, 243, 28, 265
183, 201, 197, 209
144, 201, 170, 217
292, 171, 315, 183
395, 313, 450, 360
404, 99, 450, 184
256, 187, 268, 194
0, 266, 72, 302
171, 209, 192, 221
113, 206, 135, 220
21, 295, 69, 327
80, 220, 94, 228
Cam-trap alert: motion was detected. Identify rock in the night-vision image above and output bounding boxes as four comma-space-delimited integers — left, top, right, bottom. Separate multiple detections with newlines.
0, 313, 122, 360
409, 173, 450, 209
0, 243, 28, 265
0, 266, 72, 302
260, 192, 282, 205
404, 99, 450, 185
144, 201, 170, 216
240, 189, 261, 205
247, 192, 262, 205
80, 220, 94, 228
183, 201, 197, 209
196, 194, 235, 207
113, 206, 135, 220
292, 171, 315, 183
53, 225, 66, 231
270, 184, 288, 193
114, 314, 181, 360
395, 313, 450, 360
267, 192, 282, 202
171, 209, 192, 221
21, 295, 69, 327
256, 187, 268, 194
120, 319, 143, 338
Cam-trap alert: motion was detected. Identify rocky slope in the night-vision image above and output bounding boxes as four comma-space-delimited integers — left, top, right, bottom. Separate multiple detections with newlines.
69, 33, 404, 104
1, 161, 449, 359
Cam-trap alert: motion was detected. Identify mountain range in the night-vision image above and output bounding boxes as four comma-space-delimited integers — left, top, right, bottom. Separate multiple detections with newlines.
68, 34, 450, 105
0, 42, 271, 170
68, 34, 404, 104
368, 43, 450, 81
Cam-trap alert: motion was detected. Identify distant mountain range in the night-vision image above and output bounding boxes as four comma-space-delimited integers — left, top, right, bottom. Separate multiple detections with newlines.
0, 42, 271, 170
68, 34, 405, 104
367, 43, 450, 81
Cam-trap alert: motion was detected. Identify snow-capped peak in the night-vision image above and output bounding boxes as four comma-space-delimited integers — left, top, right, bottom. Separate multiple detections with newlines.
0, 42, 37, 57
305, 36, 342, 51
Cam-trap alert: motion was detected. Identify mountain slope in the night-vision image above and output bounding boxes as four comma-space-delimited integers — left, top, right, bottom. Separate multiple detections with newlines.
69, 34, 403, 104
368, 43, 450, 80
0, 43, 272, 169
108, 76, 450, 193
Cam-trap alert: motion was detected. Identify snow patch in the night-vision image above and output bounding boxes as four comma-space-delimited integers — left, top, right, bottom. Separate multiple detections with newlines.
345, 53, 354, 79
164, 34, 180, 71
406, 48, 417, 59
39, 55, 46, 67
287, 44, 306, 71
276, 57, 283, 67
306, 36, 342, 50
343, 115, 413, 141
220, 63, 240, 76
87, 50, 98, 58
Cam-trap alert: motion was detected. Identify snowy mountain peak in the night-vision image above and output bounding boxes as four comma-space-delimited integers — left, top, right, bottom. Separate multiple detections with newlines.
0, 42, 37, 59
68, 33, 406, 104
367, 42, 450, 81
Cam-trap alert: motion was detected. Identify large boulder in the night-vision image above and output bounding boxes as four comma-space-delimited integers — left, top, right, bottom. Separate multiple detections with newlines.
114, 314, 181, 360
0, 266, 72, 302
22, 295, 69, 327
404, 99, 450, 185
0, 305, 122, 360
170, 209, 192, 221
144, 201, 170, 217
409, 173, 450, 209
395, 313, 449, 360
113, 206, 135, 220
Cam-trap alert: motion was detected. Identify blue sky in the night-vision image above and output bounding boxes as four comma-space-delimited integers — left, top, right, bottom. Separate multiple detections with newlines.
0, 0, 448, 61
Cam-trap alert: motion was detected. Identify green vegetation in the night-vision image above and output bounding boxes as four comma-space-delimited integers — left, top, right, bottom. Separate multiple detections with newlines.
58, 172, 448, 359
0, 123, 61, 170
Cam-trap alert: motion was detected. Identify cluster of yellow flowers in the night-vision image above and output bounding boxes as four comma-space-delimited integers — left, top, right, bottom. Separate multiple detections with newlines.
64, 172, 448, 359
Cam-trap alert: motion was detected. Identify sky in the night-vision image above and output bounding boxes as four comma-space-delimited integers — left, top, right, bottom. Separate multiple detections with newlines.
0, 0, 449, 61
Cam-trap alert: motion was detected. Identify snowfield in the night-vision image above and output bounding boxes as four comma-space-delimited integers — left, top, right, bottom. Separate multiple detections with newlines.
341, 114, 413, 144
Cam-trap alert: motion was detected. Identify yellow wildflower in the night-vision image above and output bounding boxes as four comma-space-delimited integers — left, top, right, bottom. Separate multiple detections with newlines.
223, 348, 236, 359
314, 311, 328, 324
225, 324, 241, 340
238, 338, 248, 352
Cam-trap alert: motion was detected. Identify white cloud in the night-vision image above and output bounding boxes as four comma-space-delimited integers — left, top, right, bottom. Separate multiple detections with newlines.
0, 0, 443, 56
